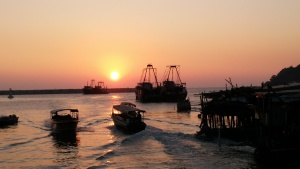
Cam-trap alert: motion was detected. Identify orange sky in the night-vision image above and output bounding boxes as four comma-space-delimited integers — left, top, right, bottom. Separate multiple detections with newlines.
0, 0, 299, 90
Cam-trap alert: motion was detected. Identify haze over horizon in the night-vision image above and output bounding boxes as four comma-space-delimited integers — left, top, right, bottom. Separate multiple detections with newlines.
1, 1, 299, 90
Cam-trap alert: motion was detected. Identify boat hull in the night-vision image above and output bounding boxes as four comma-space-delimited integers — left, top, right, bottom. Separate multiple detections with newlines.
177, 99, 191, 112
0, 115, 18, 127
82, 88, 109, 94
51, 120, 79, 131
135, 88, 187, 102
112, 116, 146, 133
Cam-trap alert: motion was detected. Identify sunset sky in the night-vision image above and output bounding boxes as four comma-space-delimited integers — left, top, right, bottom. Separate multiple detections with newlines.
1, 0, 299, 90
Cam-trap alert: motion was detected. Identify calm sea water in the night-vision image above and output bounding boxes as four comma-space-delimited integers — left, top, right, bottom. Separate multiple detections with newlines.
0, 88, 259, 169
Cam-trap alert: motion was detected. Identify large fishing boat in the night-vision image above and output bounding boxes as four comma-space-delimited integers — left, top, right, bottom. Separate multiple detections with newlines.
135, 64, 187, 102
83, 79, 109, 94
111, 102, 146, 133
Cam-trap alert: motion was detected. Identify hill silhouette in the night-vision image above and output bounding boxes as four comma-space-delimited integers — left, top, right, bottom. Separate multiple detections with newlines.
269, 64, 300, 85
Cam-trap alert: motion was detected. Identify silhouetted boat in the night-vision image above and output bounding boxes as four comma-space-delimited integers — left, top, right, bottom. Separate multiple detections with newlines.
0, 114, 18, 127
8, 88, 14, 99
83, 79, 109, 94
135, 64, 187, 102
177, 98, 191, 112
111, 102, 146, 133
50, 109, 79, 132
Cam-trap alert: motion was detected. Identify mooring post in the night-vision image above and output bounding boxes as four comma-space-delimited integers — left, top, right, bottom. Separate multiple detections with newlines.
218, 124, 221, 148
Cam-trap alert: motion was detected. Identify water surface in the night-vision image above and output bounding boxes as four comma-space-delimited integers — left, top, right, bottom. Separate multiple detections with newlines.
0, 88, 258, 168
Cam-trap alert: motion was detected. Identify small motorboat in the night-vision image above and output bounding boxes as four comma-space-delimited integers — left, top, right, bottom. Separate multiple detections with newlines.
111, 102, 146, 133
0, 114, 19, 127
177, 98, 191, 112
50, 109, 79, 132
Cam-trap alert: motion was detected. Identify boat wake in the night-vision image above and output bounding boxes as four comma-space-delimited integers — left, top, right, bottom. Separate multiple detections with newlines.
91, 125, 255, 169
96, 149, 115, 160
80, 115, 111, 126
146, 117, 196, 126
7, 134, 50, 149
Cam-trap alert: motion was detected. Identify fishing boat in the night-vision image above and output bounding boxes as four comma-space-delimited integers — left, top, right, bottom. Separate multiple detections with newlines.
0, 114, 19, 127
83, 79, 109, 94
111, 102, 146, 133
50, 109, 79, 132
135, 64, 187, 102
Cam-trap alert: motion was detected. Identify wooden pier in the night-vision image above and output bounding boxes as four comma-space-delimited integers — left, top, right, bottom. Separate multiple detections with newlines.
196, 87, 258, 140
195, 83, 300, 163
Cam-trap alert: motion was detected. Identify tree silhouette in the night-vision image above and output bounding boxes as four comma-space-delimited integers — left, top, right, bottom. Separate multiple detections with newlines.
269, 64, 300, 85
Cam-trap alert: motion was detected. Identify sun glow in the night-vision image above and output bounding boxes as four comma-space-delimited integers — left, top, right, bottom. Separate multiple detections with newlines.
110, 71, 119, 80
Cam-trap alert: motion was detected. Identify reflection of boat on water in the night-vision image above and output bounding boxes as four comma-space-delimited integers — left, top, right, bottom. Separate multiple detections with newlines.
50, 109, 79, 132
111, 102, 146, 133
0, 114, 19, 127
135, 64, 187, 102
51, 132, 79, 147
51, 132, 79, 167
83, 79, 109, 94
8, 88, 14, 99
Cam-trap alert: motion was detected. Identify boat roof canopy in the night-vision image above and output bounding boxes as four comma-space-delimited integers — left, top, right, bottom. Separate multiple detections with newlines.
50, 109, 79, 114
113, 105, 146, 113
120, 102, 136, 107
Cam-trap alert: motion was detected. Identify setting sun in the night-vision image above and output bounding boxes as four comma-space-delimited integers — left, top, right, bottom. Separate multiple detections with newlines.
110, 71, 119, 80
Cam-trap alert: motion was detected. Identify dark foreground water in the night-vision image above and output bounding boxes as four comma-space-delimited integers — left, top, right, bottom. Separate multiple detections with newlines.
1, 88, 260, 169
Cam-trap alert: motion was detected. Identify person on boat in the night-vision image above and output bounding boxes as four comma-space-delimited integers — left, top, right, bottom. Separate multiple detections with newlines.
137, 112, 142, 122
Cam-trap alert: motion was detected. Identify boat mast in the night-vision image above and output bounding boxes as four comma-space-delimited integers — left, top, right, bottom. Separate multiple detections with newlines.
163, 65, 183, 84
140, 64, 159, 87
91, 79, 95, 87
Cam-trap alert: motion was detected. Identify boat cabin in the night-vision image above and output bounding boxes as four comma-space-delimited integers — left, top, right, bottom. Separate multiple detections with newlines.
112, 104, 145, 118
51, 109, 79, 120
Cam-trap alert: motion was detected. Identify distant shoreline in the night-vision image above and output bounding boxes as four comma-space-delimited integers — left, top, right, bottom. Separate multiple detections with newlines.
0, 88, 135, 95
